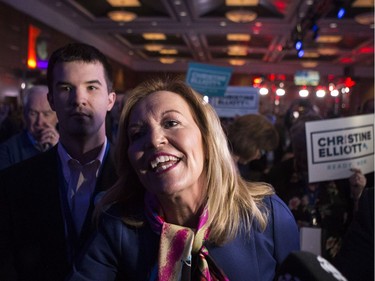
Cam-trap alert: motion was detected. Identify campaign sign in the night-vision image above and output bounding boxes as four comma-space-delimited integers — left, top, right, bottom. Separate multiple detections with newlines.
209, 86, 259, 117
306, 114, 374, 183
186, 62, 232, 97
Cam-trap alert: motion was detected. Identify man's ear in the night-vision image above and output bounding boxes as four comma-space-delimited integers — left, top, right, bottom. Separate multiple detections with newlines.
107, 91, 116, 111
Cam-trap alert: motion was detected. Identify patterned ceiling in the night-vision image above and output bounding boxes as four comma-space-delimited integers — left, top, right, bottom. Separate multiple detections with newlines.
3, 0, 374, 81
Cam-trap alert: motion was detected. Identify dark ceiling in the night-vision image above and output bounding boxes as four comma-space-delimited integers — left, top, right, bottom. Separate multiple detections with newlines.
2, 0, 374, 82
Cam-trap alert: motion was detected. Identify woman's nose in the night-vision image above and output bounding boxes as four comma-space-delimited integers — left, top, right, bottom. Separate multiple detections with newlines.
146, 127, 167, 148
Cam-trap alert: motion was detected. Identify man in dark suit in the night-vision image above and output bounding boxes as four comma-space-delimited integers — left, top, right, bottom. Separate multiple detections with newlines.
0, 43, 118, 280
0, 85, 59, 170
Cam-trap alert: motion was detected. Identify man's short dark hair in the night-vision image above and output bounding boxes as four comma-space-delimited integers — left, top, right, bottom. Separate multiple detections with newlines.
47, 43, 114, 93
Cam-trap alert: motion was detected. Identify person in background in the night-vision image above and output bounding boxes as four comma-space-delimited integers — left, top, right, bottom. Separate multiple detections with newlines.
333, 187, 374, 281
68, 77, 299, 281
0, 43, 118, 281
266, 112, 368, 261
0, 85, 59, 170
106, 92, 127, 144
226, 113, 279, 181
0, 96, 23, 143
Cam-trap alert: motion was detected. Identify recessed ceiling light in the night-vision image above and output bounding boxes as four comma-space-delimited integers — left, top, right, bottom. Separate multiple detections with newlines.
227, 45, 248, 56
229, 59, 246, 66
145, 44, 164, 51
143, 33, 166, 40
316, 35, 342, 43
302, 51, 320, 58
106, 0, 140, 7
226, 10, 257, 23
159, 58, 176, 64
225, 0, 259, 6
107, 10, 137, 22
227, 34, 251, 41
160, 49, 178, 55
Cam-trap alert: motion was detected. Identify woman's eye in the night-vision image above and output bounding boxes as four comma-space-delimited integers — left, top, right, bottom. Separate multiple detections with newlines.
164, 120, 179, 128
129, 130, 143, 142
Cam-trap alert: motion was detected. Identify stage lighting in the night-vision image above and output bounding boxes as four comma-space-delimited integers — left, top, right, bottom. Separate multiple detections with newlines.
337, 7, 345, 19
295, 40, 303, 50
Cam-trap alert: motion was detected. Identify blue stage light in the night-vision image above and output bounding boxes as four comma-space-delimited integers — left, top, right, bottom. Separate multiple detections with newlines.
337, 7, 345, 19
295, 40, 303, 50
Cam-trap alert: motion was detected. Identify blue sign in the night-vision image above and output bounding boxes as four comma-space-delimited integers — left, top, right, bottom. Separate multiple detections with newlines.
186, 62, 233, 97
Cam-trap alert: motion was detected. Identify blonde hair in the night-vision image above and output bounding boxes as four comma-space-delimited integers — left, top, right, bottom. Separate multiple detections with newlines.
98, 76, 274, 245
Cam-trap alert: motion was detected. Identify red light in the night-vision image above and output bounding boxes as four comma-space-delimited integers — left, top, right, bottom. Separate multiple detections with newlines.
344, 77, 356, 87
359, 46, 373, 54
340, 57, 353, 64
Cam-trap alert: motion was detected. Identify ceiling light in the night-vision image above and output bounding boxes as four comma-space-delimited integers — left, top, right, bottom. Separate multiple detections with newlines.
355, 12, 374, 25
352, 0, 374, 7
142, 33, 166, 40
317, 47, 338, 55
160, 49, 178, 55
145, 44, 163, 51
106, 0, 140, 7
226, 0, 259, 6
229, 59, 246, 66
107, 10, 137, 22
227, 45, 248, 56
316, 35, 342, 43
303, 51, 319, 58
301, 61, 318, 68
227, 34, 251, 41
159, 58, 176, 64
226, 10, 257, 23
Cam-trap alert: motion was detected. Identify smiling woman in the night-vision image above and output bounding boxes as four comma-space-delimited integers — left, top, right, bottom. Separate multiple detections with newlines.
68, 76, 300, 281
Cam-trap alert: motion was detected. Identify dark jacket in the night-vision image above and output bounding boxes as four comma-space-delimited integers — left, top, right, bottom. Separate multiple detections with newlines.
68, 195, 300, 281
0, 145, 118, 281
0, 130, 40, 170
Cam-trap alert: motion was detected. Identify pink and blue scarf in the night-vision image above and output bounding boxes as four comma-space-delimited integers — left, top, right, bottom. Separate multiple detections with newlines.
145, 193, 229, 281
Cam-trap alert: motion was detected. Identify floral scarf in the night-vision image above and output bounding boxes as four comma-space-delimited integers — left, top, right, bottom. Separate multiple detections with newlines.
144, 193, 229, 281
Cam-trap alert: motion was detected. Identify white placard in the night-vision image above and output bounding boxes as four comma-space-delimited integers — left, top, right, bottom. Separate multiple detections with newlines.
209, 86, 259, 117
306, 114, 374, 183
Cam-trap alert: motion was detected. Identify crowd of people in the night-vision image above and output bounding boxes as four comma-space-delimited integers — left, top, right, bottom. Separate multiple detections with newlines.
0, 42, 373, 281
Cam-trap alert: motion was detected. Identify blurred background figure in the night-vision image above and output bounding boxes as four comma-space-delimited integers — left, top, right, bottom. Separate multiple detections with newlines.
0, 85, 59, 170
0, 96, 23, 143
106, 92, 127, 144
333, 187, 374, 281
360, 98, 374, 114
227, 113, 279, 181
266, 112, 368, 262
